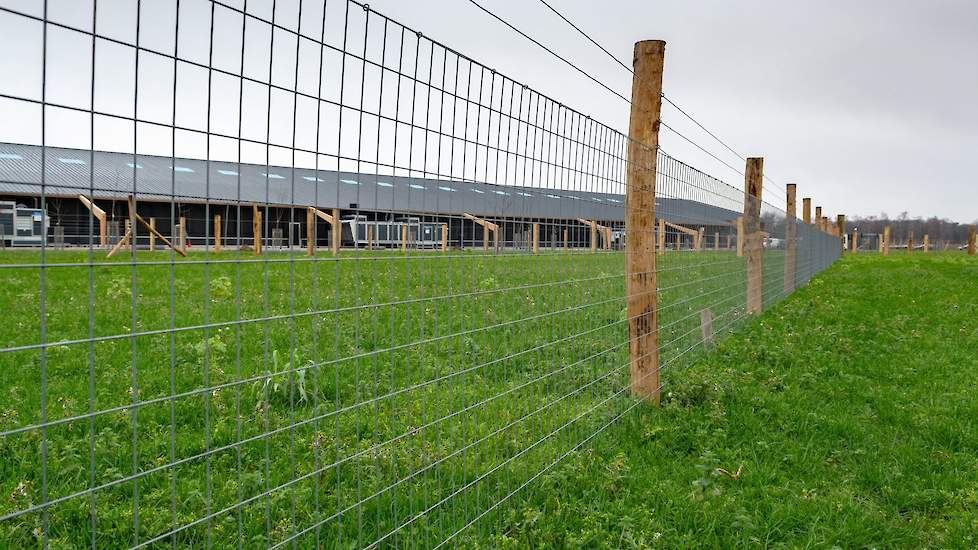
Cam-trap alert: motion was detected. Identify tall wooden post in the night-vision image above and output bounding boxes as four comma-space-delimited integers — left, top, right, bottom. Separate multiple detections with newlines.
331, 208, 341, 255
532, 222, 539, 254
625, 39, 664, 403
736, 216, 744, 257
252, 204, 261, 255
179, 216, 186, 251
784, 183, 797, 294
837, 214, 846, 252
401, 225, 408, 251
883, 225, 891, 256
590, 221, 597, 253
563, 228, 568, 249
482, 225, 489, 251
367, 225, 373, 250
744, 158, 764, 314
907, 231, 914, 254
851, 228, 858, 252
214, 214, 222, 253
441, 223, 448, 252
714, 231, 719, 251
149, 217, 156, 251
657, 218, 665, 255
305, 208, 314, 256
815, 206, 822, 232
802, 198, 812, 225
923, 234, 929, 252
968, 225, 976, 256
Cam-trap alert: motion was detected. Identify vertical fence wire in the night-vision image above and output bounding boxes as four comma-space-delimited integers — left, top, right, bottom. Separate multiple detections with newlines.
0, 0, 842, 547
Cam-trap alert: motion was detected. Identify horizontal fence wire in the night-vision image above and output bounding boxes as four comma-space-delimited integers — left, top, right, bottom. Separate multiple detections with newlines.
0, 0, 841, 548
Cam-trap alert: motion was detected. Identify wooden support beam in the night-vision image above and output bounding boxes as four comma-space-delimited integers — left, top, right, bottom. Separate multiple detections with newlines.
78, 194, 108, 247
696, 227, 705, 251
149, 218, 156, 251
969, 225, 976, 256
441, 223, 448, 252
179, 216, 186, 252
726, 233, 732, 250
923, 234, 929, 252
214, 214, 222, 253
463, 212, 498, 252
907, 231, 914, 254
744, 158, 764, 315
625, 39, 664, 403
802, 197, 811, 225
851, 228, 858, 252
563, 228, 568, 249
590, 221, 597, 252
784, 183, 797, 294
332, 208, 341, 254
401, 225, 408, 251
883, 225, 891, 256
306, 208, 314, 256
532, 222, 539, 254
367, 225, 373, 250
814, 206, 822, 232
576, 218, 610, 253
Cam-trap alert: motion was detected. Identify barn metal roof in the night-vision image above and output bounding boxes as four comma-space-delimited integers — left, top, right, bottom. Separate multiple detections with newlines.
0, 143, 739, 226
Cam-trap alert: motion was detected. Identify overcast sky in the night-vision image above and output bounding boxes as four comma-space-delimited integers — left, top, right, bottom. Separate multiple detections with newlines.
367, 0, 978, 224
1, 0, 975, 223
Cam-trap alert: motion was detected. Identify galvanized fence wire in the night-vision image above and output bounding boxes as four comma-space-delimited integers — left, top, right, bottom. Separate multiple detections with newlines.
0, 0, 841, 548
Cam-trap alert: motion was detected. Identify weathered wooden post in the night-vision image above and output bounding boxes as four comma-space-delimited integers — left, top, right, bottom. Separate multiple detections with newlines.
744, 158, 764, 314
907, 231, 914, 254
563, 228, 568, 249
332, 208, 341, 254
815, 206, 822, 232
532, 222, 539, 254
367, 225, 373, 250
149, 217, 156, 251
252, 204, 262, 255
883, 225, 891, 256
441, 223, 448, 252
837, 214, 846, 252
802, 198, 812, 225
851, 228, 858, 252
625, 39, 664, 402
714, 231, 720, 251
969, 225, 976, 256
784, 183, 797, 294
736, 216, 744, 257
214, 214, 222, 253
923, 234, 929, 253
179, 216, 186, 251
401, 225, 408, 251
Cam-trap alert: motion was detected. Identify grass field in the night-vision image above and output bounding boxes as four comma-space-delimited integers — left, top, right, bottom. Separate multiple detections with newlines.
0, 244, 828, 548
480, 252, 978, 548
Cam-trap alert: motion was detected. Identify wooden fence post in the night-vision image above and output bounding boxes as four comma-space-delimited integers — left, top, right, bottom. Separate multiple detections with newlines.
907, 231, 914, 254
214, 214, 222, 253
590, 221, 598, 253
883, 225, 891, 256
179, 216, 186, 252
305, 208, 314, 256
401, 225, 408, 251
149, 217, 156, 251
252, 204, 261, 255
969, 225, 976, 256
625, 39, 664, 403
532, 222, 539, 254
923, 234, 929, 252
815, 206, 822, 232
851, 228, 858, 252
744, 158, 764, 314
837, 214, 846, 252
367, 225, 373, 250
332, 208, 341, 255
563, 228, 568, 249
657, 218, 665, 255
441, 223, 448, 252
736, 216, 744, 257
784, 183, 797, 294
802, 198, 812, 225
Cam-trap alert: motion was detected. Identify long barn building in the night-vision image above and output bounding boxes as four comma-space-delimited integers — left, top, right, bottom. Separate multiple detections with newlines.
1, 143, 741, 250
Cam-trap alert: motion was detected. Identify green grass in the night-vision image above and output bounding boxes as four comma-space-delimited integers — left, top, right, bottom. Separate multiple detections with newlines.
479, 252, 978, 549
0, 244, 820, 548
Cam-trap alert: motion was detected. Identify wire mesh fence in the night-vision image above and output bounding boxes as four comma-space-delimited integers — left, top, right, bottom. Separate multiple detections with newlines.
0, 0, 841, 547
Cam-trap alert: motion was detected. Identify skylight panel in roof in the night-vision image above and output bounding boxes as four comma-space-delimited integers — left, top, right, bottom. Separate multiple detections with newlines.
58, 158, 85, 165
438, 186, 456, 192
592, 198, 603, 202
409, 184, 425, 190
172, 166, 194, 173
606, 198, 621, 204
566, 194, 580, 200
546, 194, 561, 199
303, 175, 323, 182
493, 190, 509, 196
0, 153, 24, 160
218, 169, 238, 176
262, 172, 285, 180
340, 179, 359, 185
471, 188, 484, 194
517, 192, 533, 197
376, 181, 394, 188
126, 163, 143, 169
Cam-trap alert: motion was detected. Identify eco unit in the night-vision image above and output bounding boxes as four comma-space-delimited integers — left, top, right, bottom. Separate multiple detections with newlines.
0, 201, 48, 247
341, 215, 444, 249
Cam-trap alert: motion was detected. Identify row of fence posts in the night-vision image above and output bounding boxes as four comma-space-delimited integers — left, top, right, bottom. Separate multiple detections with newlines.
623, 39, 873, 404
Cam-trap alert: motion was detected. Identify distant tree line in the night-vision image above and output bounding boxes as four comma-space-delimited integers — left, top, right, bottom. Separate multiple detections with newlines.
847, 212, 975, 244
